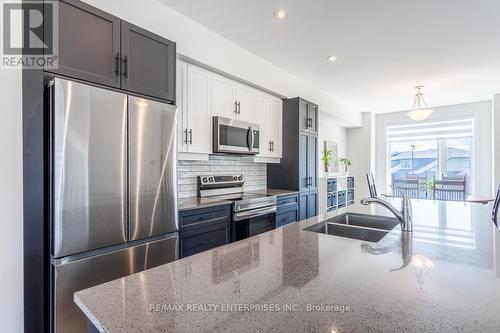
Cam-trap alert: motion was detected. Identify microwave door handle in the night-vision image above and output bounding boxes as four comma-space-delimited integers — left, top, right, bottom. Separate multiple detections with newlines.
247, 127, 251, 151
247, 126, 254, 152
251, 127, 255, 151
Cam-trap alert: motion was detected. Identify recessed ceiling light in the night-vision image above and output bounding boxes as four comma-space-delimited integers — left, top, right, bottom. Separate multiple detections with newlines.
327, 55, 337, 63
273, 9, 287, 20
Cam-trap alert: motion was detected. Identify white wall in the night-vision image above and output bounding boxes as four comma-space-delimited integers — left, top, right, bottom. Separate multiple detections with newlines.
317, 111, 348, 213
346, 113, 375, 199
375, 101, 493, 197
318, 111, 347, 176
494, 94, 500, 188
82, 0, 361, 127
0, 70, 24, 330
492, 94, 500, 278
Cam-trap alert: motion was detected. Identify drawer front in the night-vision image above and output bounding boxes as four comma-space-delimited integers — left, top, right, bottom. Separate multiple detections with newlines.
180, 223, 230, 258
277, 194, 299, 206
277, 194, 299, 213
276, 210, 297, 227
179, 205, 231, 230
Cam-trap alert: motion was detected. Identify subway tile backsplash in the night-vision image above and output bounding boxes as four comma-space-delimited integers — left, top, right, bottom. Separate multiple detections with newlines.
177, 155, 267, 198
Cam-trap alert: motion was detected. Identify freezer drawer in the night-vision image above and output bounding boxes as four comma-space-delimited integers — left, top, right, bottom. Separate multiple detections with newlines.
52, 234, 178, 333
51, 78, 128, 258
129, 96, 178, 240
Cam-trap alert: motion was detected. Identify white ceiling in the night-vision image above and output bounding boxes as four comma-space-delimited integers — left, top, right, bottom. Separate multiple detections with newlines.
159, 0, 500, 113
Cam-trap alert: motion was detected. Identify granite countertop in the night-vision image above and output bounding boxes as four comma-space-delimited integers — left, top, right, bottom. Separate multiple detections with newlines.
256, 188, 299, 197
178, 197, 232, 212
75, 199, 500, 332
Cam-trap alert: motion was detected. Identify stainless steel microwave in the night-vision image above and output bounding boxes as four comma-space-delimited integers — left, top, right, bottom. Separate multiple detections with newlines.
213, 116, 260, 155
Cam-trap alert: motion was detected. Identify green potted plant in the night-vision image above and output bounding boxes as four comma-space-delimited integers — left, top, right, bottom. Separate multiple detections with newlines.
425, 179, 435, 199
322, 148, 333, 173
339, 157, 352, 174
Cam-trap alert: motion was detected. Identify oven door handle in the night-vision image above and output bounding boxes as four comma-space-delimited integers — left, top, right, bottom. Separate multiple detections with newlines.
234, 206, 276, 221
235, 201, 276, 213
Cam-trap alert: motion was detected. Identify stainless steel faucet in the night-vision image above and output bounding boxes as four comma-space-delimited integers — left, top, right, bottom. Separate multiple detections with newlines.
360, 186, 413, 232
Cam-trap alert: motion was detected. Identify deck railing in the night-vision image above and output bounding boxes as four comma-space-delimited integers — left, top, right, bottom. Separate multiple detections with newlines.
391, 174, 466, 201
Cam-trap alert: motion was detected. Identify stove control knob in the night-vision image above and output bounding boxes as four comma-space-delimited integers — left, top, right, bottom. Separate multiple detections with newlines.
233, 176, 238, 181
238, 176, 243, 181
209, 177, 214, 182
202, 177, 207, 183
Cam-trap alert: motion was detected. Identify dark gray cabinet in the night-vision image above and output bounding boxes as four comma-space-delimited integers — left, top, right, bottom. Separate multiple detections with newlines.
298, 98, 318, 133
307, 191, 318, 218
268, 97, 318, 221
121, 22, 176, 101
49, 0, 121, 87
276, 194, 299, 227
46, 0, 176, 102
308, 104, 318, 132
178, 205, 231, 258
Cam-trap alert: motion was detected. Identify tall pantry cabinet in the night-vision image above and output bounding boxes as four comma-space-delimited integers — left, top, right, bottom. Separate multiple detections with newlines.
267, 97, 318, 220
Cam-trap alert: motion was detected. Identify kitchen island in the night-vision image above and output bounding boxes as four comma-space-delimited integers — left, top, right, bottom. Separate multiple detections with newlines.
75, 199, 500, 332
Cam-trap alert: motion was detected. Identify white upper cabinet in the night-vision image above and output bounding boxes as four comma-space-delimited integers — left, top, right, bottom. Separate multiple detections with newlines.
211, 74, 258, 123
211, 74, 237, 119
254, 93, 271, 156
177, 60, 282, 161
235, 84, 256, 123
186, 65, 212, 154
177, 60, 212, 158
269, 96, 283, 158
254, 92, 282, 159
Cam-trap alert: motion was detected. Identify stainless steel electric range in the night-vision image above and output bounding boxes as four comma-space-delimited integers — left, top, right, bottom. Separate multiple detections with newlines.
199, 175, 276, 241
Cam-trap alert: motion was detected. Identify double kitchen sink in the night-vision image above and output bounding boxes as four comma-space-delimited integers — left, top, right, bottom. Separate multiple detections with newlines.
304, 213, 399, 242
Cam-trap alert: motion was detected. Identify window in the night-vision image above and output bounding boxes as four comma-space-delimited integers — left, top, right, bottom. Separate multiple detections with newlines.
444, 138, 471, 178
389, 140, 438, 182
387, 119, 473, 201
400, 160, 412, 170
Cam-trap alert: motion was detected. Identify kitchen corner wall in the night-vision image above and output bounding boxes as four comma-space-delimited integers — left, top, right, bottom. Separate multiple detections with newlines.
178, 156, 267, 198
0, 49, 24, 331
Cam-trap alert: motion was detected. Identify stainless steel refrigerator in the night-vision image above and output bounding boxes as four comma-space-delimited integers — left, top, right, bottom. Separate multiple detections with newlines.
49, 78, 179, 333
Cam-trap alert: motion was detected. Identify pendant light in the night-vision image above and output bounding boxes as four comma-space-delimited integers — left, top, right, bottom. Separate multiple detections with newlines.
407, 86, 433, 121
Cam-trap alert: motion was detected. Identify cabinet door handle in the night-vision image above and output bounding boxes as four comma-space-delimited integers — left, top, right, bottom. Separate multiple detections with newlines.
200, 239, 215, 246
189, 129, 193, 144
184, 129, 188, 144
123, 56, 129, 78
237, 102, 241, 114
271, 141, 274, 152
114, 53, 120, 77
234, 101, 238, 114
